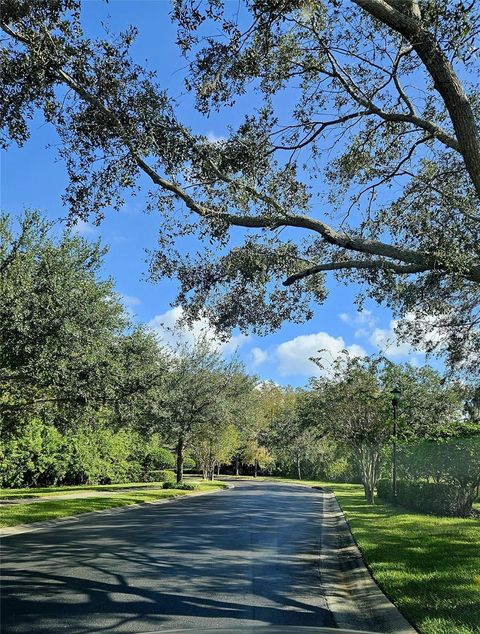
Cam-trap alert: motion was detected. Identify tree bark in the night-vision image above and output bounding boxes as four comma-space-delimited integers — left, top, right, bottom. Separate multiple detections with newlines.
254, 459, 258, 478
297, 455, 302, 480
235, 454, 240, 476
176, 436, 184, 483
356, 443, 380, 504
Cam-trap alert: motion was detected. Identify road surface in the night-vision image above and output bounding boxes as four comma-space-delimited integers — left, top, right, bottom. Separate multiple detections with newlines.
1, 481, 335, 633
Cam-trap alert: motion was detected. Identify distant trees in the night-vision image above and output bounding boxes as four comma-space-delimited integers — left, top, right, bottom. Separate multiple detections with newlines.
1, 212, 477, 509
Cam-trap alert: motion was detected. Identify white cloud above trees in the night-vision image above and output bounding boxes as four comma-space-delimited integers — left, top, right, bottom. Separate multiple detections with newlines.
147, 306, 249, 353
246, 331, 366, 378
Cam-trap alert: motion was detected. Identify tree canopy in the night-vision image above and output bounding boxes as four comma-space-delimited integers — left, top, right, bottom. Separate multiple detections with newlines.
1, 0, 479, 379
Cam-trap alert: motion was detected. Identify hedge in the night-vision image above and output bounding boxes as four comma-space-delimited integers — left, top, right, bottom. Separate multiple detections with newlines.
376, 479, 476, 517
144, 469, 176, 484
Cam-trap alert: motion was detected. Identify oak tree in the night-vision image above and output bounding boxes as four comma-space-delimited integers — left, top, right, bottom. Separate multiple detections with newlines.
2, 1, 479, 378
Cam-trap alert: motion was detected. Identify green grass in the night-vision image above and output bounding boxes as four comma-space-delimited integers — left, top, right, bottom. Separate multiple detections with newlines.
0, 480, 226, 528
0, 481, 179, 499
262, 476, 480, 634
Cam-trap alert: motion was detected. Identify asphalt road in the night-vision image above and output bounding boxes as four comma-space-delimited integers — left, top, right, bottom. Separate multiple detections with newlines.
1, 480, 335, 633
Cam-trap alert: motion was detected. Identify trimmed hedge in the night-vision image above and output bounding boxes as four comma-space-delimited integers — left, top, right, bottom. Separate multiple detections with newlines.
376, 479, 475, 517
144, 469, 176, 484
163, 481, 197, 490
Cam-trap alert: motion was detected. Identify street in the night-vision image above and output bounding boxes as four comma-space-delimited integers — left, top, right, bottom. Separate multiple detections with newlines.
1, 481, 334, 633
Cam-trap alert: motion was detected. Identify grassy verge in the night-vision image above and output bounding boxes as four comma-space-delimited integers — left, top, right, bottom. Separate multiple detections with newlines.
262, 476, 479, 634
0, 481, 181, 499
0, 481, 226, 528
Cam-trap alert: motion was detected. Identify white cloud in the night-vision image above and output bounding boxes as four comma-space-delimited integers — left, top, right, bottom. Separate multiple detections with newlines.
272, 331, 365, 378
119, 293, 141, 318
120, 294, 141, 307
340, 309, 429, 360
71, 219, 98, 236
339, 309, 377, 337
251, 346, 269, 367
369, 321, 415, 358
206, 131, 226, 145
147, 306, 249, 353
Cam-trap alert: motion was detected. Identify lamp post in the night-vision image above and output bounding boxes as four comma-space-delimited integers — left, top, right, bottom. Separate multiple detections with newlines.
391, 387, 401, 500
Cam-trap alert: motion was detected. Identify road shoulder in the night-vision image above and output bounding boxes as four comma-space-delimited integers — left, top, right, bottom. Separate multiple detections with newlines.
318, 488, 417, 634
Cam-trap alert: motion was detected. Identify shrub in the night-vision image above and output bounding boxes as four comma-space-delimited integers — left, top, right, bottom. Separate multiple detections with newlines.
183, 456, 196, 470
376, 478, 476, 517
0, 419, 68, 487
144, 469, 176, 484
163, 481, 197, 490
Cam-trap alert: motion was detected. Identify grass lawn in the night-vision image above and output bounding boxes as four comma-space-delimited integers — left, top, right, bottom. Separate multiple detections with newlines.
0, 481, 184, 499
0, 480, 226, 528
265, 477, 479, 634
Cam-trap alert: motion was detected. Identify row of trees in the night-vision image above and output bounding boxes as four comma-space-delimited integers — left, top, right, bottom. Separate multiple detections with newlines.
1, 212, 478, 515
0, 212, 256, 485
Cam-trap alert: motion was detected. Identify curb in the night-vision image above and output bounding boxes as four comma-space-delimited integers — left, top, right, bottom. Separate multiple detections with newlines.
318, 489, 417, 634
0, 484, 233, 539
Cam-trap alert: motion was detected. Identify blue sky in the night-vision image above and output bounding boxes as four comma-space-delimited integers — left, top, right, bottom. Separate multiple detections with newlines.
1, 0, 431, 386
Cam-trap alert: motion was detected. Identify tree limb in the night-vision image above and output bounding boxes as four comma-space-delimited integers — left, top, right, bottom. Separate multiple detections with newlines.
284, 259, 480, 285
352, 0, 480, 196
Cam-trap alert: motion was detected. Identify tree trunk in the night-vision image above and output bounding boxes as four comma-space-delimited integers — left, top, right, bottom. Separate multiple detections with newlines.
296, 455, 302, 480
356, 443, 380, 505
176, 436, 184, 483
364, 481, 375, 505
254, 459, 258, 478
217, 463, 221, 476
235, 454, 240, 476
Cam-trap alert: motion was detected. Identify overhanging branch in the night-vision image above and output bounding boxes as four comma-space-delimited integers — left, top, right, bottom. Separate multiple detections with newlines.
284, 259, 480, 285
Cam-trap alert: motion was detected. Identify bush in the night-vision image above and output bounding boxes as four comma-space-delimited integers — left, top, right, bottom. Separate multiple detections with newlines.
144, 469, 176, 484
163, 481, 197, 490
376, 478, 475, 517
183, 456, 196, 470
0, 418, 176, 488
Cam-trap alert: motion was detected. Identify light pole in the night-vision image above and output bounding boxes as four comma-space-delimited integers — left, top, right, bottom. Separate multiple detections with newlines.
391, 387, 401, 500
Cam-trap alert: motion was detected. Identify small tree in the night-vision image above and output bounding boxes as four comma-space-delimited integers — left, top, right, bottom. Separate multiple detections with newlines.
161, 339, 253, 482
311, 357, 393, 503
192, 423, 240, 480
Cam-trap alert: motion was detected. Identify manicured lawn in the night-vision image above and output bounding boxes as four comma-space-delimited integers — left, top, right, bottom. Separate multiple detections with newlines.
330, 483, 479, 634
0, 481, 227, 528
0, 481, 178, 499
267, 477, 480, 634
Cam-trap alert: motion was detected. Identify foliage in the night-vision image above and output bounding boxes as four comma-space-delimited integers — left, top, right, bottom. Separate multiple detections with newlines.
192, 422, 240, 479
379, 435, 480, 515
0, 418, 176, 488
159, 338, 255, 482
142, 469, 176, 484
0, 212, 168, 437
307, 356, 465, 502
2, 2, 479, 378
377, 478, 475, 517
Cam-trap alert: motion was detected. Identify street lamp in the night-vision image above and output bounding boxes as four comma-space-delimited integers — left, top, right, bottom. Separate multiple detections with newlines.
391, 387, 401, 500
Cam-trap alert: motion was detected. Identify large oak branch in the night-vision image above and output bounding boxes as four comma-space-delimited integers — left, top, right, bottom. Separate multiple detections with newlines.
352, 0, 480, 197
